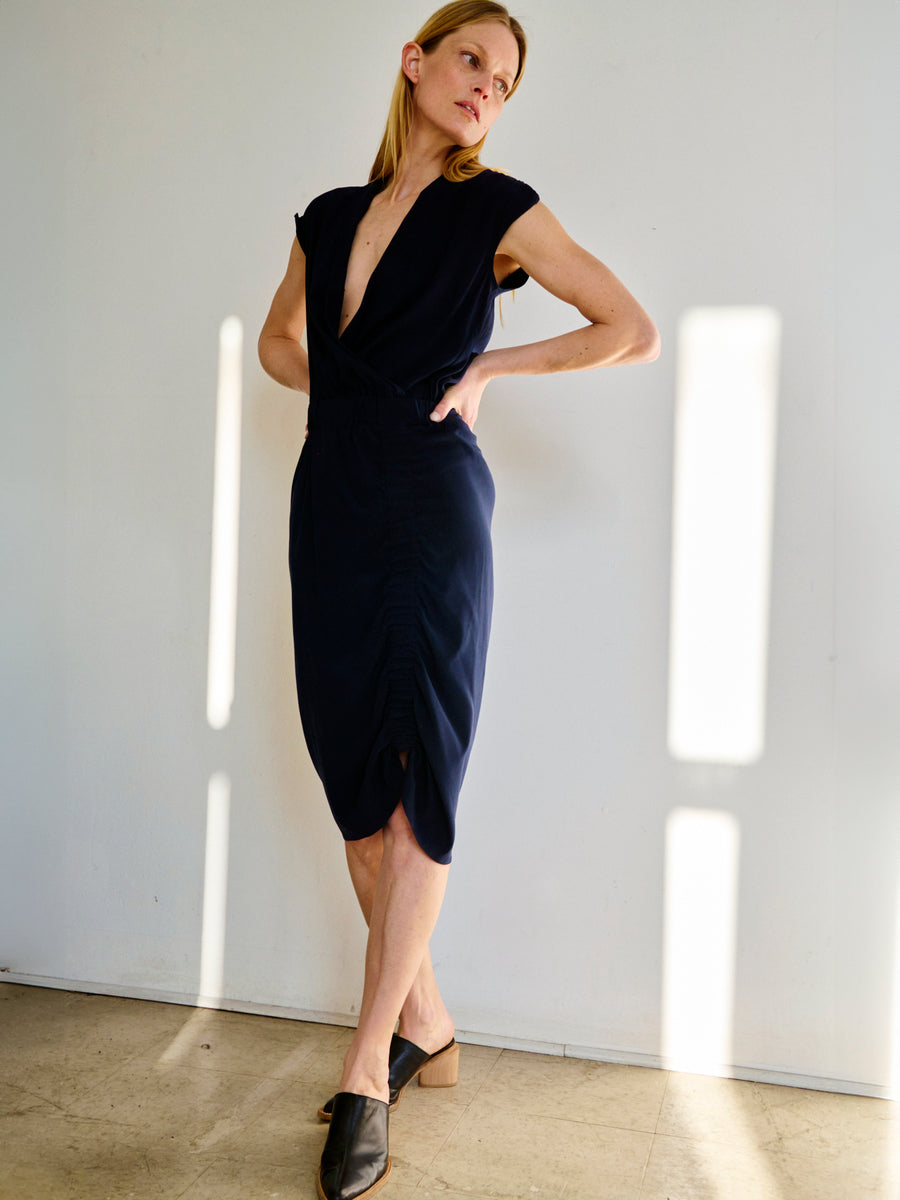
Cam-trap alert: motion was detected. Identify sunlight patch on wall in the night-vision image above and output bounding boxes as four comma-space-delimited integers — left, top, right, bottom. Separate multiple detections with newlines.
199, 770, 231, 1004
199, 318, 243, 1007
207, 315, 244, 731
667, 307, 781, 764
662, 807, 740, 1075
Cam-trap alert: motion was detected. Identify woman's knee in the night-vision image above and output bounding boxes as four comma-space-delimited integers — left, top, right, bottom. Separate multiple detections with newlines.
345, 829, 384, 872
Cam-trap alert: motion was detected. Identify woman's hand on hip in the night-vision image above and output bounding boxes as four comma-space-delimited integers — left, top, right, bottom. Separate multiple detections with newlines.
429, 358, 489, 432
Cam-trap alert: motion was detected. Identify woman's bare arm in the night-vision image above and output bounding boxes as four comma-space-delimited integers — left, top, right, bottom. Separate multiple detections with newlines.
488, 201, 660, 374
431, 201, 660, 426
258, 236, 311, 395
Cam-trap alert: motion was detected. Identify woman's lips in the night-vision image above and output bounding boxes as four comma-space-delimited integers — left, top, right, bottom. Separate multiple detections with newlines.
455, 101, 479, 121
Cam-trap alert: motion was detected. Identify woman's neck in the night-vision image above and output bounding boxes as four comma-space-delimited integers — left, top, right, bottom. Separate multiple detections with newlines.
386, 123, 454, 203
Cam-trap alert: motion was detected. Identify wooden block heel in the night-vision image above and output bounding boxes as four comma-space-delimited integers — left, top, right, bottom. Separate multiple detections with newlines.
417, 1040, 459, 1088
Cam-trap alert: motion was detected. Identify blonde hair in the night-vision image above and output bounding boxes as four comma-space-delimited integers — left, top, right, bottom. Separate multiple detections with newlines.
369, 1, 527, 185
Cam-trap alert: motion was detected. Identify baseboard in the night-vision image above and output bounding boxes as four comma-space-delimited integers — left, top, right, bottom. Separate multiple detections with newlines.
0, 970, 350, 1030
1, 970, 888, 1100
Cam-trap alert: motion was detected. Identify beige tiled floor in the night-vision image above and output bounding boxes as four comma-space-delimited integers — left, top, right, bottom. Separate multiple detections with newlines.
1, 984, 898, 1199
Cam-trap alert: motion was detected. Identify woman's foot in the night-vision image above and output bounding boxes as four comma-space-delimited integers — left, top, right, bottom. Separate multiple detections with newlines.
318, 1032, 459, 1121
392, 1033, 459, 1092
396, 1015, 455, 1057
316, 1092, 391, 1200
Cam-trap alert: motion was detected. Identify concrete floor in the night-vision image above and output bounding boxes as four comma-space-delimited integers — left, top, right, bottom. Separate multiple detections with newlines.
1, 984, 896, 1199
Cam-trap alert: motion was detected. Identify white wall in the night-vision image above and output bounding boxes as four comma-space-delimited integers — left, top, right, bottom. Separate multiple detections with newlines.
2, 0, 898, 1097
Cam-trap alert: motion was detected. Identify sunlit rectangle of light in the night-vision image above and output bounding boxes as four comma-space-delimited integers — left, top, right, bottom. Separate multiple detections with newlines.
207, 315, 244, 731
667, 306, 781, 764
199, 770, 231, 1003
662, 806, 740, 1076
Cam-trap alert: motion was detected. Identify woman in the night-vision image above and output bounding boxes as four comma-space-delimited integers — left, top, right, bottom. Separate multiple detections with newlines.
259, 3, 659, 1197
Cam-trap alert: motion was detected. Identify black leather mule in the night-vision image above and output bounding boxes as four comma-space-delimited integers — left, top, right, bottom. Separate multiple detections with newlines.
318, 1034, 459, 1121
316, 1091, 391, 1200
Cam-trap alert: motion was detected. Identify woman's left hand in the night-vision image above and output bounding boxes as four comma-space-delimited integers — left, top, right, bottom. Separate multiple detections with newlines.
429, 358, 488, 432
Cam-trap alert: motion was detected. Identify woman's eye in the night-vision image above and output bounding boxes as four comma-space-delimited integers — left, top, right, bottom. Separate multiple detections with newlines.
462, 52, 477, 67
495, 79, 508, 95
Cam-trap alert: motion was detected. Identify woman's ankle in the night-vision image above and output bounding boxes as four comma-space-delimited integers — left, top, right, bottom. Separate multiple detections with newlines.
397, 1008, 455, 1055
337, 1069, 390, 1105
339, 1037, 391, 1103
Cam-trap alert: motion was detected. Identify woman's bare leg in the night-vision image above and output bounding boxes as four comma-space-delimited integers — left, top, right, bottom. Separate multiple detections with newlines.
344, 750, 455, 1054
345, 829, 455, 1054
338, 780, 453, 1101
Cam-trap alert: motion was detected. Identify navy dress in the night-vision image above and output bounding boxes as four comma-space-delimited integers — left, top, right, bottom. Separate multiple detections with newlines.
290, 168, 540, 865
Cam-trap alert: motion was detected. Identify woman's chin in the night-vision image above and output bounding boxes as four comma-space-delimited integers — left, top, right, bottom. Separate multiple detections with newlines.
455, 128, 486, 150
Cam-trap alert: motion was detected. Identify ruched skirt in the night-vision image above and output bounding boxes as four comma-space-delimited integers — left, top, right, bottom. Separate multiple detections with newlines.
288, 390, 495, 865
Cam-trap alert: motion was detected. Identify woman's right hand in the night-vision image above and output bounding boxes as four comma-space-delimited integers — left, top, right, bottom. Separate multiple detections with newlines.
429, 356, 490, 431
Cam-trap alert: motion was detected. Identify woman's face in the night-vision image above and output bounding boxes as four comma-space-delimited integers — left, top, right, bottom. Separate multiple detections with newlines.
404, 20, 520, 148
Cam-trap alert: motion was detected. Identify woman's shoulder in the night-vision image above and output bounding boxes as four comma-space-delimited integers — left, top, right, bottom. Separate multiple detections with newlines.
470, 167, 539, 202
460, 169, 540, 240
464, 168, 540, 221
293, 181, 372, 255
294, 180, 375, 252
297, 180, 373, 220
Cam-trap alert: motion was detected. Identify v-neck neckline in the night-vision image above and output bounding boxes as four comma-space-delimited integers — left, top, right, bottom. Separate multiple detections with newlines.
336, 174, 446, 343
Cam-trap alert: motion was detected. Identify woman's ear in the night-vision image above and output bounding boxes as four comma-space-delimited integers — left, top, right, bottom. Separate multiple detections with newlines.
401, 41, 422, 85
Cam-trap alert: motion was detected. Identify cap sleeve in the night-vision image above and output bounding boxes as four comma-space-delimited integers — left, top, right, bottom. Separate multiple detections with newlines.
294, 210, 308, 253
498, 176, 540, 238
484, 171, 540, 291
